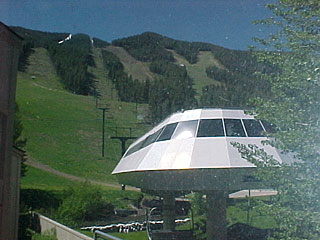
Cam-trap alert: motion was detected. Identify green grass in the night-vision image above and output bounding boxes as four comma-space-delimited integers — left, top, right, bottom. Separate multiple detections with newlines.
171, 50, 222, 99
31, 231, 57, 240
21, 166, 77, 191
89, 47, 118, 103
79, 229, 148, 240
16, 47, 150, 184
106, 45, 155, 82
111, 231, 148, 240
227, 204, 276, 229
26, 48, 65, 91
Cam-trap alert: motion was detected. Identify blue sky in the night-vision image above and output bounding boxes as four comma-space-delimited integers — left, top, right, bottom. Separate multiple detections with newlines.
1, 0, 276, 50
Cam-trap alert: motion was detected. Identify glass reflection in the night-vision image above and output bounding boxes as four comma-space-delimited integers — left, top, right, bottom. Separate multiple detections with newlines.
171, 120, 198, 140
243, 119, 264, 137
157, 122, 178, 142
224, 119, 246, 137
197, 119, 224, 137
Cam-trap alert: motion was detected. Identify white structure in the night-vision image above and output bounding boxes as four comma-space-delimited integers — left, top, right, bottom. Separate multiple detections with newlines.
112, 108, 281, 240
113, 108, 280, 191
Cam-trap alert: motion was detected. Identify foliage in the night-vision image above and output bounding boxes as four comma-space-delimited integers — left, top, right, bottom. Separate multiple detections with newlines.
20, 188, 61, 215
14, 103, 27, 149
112, 32, 175, 62
212, 49, 272, 76
12, 27, 69, 48
101, 49, 150, 103
47, 34, 96, 95
237, 0, 320, 239
55, 182, 114, 226
16, 64, 145, 183
13, 27, 96, 95
189, 193, 207, 239
200, 65, 270, 108
113, 32, 217, 64
14, 102, 27, 176
148, 61, 197, 122
30, 229, 57, 240
18, 40, 34, 72
111, 231, 148, 240
92, 37, 110, 48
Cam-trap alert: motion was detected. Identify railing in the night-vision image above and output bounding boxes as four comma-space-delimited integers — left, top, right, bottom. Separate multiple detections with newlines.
33, 213, 93, 240
93, 230, 124, 240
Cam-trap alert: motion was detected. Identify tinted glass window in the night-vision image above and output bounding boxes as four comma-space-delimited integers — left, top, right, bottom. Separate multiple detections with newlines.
142, 128, 163, 148
243, 119, 265, 137
224, 119, 246, 137
156, 122, 178, 142
197, 119, 224, 137
171, 120, 198, 140
124, 139, 145, 156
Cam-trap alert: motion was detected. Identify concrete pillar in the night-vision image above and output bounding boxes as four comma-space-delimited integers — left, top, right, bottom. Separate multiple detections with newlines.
206, 191, 227, 240
162, 194, 175, 231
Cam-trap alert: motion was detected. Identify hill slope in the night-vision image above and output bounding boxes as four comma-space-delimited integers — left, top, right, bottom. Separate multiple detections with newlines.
105, 45, 155, 81
170, 50, 223, 98
17, 46, 150, 184
15, 27, 273, 186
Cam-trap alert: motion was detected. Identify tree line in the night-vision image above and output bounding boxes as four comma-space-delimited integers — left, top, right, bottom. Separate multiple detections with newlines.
148, 61, 197, 122
101, 49, 197, 122
200, 65, 271, 108
101, 49, 150, 104
13, 27, 96, 95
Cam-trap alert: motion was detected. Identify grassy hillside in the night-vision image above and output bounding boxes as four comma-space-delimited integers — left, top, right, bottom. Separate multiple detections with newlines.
16, 28, 271, 187
105, 44, 226, 99
89, 47, 117, 103
17, 47, 150, 185
106, 45, 155, 81
170, 50, 223, 98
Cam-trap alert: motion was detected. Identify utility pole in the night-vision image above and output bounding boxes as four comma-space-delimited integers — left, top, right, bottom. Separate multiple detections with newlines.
111, 127, 136, 156
98, 105, 109, 157
111, 136, 136, 156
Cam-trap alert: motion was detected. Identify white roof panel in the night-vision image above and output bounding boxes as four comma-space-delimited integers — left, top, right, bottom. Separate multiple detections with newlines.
200, 109, 223, 119
112, 109, 282, 175
190, 138, 231, 168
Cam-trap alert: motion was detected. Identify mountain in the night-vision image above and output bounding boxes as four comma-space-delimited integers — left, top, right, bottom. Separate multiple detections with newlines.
13, 26, 275, 185
13, 26, 275, 122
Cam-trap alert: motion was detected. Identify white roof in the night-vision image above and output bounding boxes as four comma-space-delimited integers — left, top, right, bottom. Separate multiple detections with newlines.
229, 189, 278, 199
113, 109, 281, 174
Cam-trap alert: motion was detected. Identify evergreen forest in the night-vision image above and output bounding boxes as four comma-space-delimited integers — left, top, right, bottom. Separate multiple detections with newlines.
13, 26, 274, 123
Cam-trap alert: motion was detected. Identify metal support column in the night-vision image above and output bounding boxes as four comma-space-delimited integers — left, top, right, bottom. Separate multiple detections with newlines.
110, 136, 136, 156
206, 191, 227, 240
162, 194, 176, 231
98, 106, 109, 157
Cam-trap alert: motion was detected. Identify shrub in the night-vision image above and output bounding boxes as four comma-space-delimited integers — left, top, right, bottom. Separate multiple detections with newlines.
55, 182, 114, 226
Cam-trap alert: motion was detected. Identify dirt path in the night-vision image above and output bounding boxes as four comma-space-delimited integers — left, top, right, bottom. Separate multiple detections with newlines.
25, 158, 140, 192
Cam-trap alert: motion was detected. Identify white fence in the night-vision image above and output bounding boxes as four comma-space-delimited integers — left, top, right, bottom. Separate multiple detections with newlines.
35, 213, 93, 240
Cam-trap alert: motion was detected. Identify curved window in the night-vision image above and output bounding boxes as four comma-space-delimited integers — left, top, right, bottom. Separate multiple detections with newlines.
243, 119, 265, 137
171, 120, 198, 140
125, 139, 146, 156
142, 128, 163, 148
224, 119, 246, 137
197, 119, 224, 137
156, 122, 178, 142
